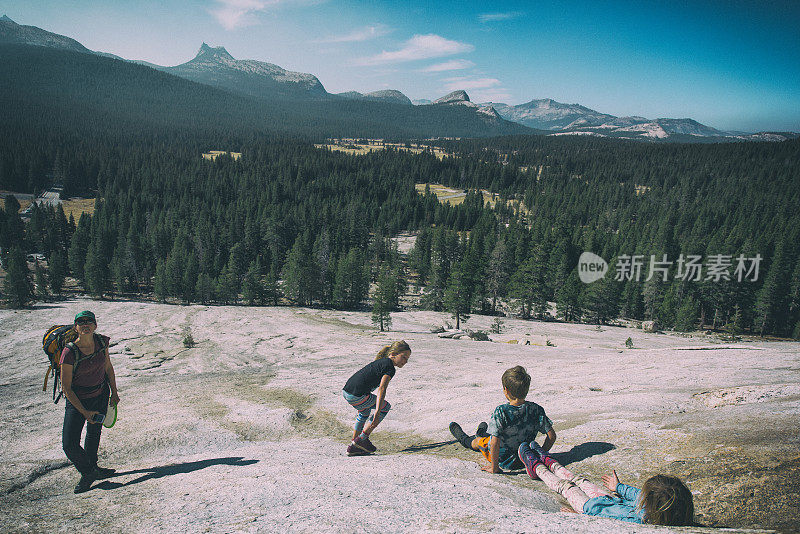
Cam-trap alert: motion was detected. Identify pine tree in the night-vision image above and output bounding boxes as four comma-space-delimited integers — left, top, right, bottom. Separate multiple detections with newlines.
619, 280, 644, 319
0, 195, 24, 252
581, 276, 620, 325
754, 241, 791, 336
34, 260, 49, 300
242, 259, 265, 305
332, 248, 369, 310
165, 240, 186, 299
555, 270, 583, 322
673, 296, 699, 332
372, 264, 397, 331
408, 228, 431, 285
655, 283, 679, 329
227, 242, 248, 286
486, 239, 510, 314
68, 213, 91, 286
84, 235, 110, 298
312, 232, 333, 307
509, 250, 548, 319
195, 272, 214, 305
3, 247, 33, 308
787, 260, 800, 338
443, 259, 471, 329
725, 304, 743, 338
216, 264, 238, 305
110, 233, 130, 297
264, 266, 281, 306
642, 276, 664, 321
154, 260, 168, 303
421, 228, 451, 311
182, 252, 199, 304
49, 249, 67, 295
282, 237, 317, 306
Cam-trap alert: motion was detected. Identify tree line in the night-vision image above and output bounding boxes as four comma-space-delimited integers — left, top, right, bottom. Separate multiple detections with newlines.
2, 131, 799, 338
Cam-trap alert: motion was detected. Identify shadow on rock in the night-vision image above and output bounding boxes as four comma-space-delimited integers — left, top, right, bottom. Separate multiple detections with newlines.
552, 442, 615, 465
96, 457, 258, 490
401, 440, 457, 452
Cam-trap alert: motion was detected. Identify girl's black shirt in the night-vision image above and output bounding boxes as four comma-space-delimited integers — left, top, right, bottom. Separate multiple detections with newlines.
343, 358, 396, 396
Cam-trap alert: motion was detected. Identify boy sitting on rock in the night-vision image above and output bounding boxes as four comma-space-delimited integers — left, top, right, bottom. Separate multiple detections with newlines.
450, 365, 556, 473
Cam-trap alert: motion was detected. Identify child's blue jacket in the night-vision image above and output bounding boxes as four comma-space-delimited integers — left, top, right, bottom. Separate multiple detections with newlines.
582, 483, 646, 523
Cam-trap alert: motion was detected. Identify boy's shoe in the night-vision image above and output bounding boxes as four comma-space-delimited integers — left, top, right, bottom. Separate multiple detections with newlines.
93, 466, 116, 479
346, 443, 371, 456
476, 422, 489, 438
518, 442, 543, 480
353, 435, 377, 453
74, 472, 96, 494
449, 422, 474, 450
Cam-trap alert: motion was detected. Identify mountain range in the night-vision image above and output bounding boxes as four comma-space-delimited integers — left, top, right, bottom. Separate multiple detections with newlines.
479, 99, 794, 141
1, 15, 795, 142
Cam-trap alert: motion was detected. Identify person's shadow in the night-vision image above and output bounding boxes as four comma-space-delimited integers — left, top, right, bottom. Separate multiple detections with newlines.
400, 440, 615, 466
95, 457, 258, 490
550, 442, 615, 465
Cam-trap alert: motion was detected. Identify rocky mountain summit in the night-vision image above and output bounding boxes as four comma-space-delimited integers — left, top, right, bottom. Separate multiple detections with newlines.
337, 89, 412, 105
0, 15, 91, 54
430, 90, 502, 120
156, 43, 328, 100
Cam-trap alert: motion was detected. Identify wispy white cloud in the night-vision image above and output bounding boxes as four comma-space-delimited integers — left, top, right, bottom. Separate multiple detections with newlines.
355, 34, 474, 66
420, 59, 474, 72
478, 12, 522, 23
210, 0, 279, 30
471, 90, 513, 104
317, 24, 392, 43
443, 77, 501, 91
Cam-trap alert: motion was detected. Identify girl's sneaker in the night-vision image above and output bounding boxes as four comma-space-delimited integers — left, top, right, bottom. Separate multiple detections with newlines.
347, 443, 370, 456
518, 442, 543, 480
353, 435, 377, 453
529, 441, 556, 468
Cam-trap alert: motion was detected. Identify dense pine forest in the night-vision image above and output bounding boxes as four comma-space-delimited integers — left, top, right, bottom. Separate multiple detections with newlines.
1, 43, 799, 338
2, 127, 799, 338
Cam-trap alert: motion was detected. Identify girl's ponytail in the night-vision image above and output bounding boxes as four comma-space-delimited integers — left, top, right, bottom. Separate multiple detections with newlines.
375, 345, 392, 360
375, 340, 411, 360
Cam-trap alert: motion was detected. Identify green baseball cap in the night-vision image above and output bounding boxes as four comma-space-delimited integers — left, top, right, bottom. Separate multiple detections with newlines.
74, 310, 96, 323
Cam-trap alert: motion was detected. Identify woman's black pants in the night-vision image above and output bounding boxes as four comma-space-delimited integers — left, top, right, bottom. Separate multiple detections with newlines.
62, 386, 109, 475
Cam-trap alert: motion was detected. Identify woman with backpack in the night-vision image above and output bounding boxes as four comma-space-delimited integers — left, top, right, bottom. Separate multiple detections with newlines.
60, 310, 120, 493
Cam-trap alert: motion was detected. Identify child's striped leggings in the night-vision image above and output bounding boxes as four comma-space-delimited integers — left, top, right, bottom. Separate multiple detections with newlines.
342, 390, 391, 434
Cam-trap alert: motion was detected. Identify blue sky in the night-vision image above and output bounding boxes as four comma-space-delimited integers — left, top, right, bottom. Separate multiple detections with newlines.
3, 0, 799, 131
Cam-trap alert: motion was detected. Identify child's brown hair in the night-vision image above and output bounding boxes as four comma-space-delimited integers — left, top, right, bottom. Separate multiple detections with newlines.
501, 365, 531, 400
639, 475, 694, 526
375, 340, 411, 360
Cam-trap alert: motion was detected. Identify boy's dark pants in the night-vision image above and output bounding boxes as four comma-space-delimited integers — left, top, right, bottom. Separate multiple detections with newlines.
62, 386, 109, 475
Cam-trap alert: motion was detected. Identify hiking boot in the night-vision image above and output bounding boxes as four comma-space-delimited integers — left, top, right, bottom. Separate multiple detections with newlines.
353, 435, 377, 453
347, 443, 370, 456
449, 422, 475, 450
476, 421, 489, 438
73, 472, 96, 494
518, 442, 542, 480
93, 466, 116, 479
